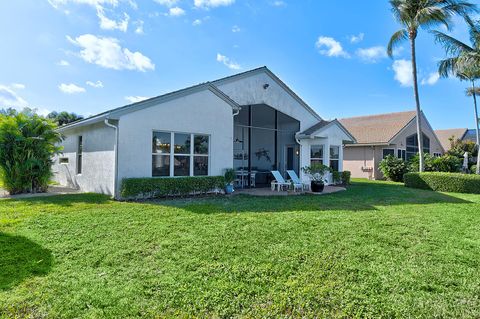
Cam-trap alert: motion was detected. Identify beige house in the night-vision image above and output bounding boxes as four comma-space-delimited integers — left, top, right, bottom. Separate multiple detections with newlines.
435, 128, 477, 151
340, 111, 444, 180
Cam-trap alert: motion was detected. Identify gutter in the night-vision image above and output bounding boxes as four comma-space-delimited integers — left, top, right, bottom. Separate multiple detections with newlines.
104, 118, 119, 199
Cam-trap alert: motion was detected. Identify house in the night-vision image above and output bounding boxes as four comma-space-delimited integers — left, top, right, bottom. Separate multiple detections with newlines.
339, 110, 444, 180
435, 128, 478, 151
53, 67, 355, 198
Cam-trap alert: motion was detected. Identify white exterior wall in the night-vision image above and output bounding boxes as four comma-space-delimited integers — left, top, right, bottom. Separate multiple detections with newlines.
116, 89, 234, 193
52, 122, 115, 194
216, 72, 319, 131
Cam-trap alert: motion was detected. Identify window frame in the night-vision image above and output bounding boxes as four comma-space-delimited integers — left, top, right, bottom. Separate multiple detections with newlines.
329, 145, 340, 172
310, 144, 324, 166
397, 149, 406, 161
77, 135, 83, 175
152, 130, 210, 178
382, 148, 395, 159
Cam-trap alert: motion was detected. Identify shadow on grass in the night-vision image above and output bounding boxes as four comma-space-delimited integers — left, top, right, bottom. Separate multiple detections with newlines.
153, 180, 473, 214
2, 193, 111, 207
0, 233, 53, 291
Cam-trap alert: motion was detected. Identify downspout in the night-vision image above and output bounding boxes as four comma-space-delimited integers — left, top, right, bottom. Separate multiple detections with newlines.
104, 118, 119, 199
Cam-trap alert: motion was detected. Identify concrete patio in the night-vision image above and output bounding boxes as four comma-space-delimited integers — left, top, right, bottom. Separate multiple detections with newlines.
0, 186, 81, 199
233, 185, 346, 196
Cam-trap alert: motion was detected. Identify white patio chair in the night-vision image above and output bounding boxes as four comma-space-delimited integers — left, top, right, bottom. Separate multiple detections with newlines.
286, 170, 308, 192
271, 170, 290, 192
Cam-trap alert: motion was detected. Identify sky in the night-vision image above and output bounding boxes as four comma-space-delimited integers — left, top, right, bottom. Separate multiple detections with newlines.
0, 0, 478, 130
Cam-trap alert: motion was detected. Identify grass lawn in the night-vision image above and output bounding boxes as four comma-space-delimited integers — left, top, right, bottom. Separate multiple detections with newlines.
1, 180, 480, 318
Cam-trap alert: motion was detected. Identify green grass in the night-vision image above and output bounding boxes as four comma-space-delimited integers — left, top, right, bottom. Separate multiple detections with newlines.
1, 180, 480, 318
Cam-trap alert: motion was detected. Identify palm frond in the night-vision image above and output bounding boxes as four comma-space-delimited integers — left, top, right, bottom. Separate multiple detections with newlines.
438, 57, 460, 78
388, 29, 408, 57
416, 6, 451, 30
466, 86, 480, 96
433, 30, 473, 55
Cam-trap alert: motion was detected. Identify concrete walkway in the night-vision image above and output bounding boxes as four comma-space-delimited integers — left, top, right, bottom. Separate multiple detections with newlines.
0, 186, 81, 199
234, 185, 346, 197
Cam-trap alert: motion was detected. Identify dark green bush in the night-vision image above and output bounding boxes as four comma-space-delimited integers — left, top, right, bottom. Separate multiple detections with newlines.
341, 171, 351, 185
379, 155, 408, 182
404, 172, 480, 194
409, 154, 461, 173
120, 176, 225, 199
332, 171, 341, 184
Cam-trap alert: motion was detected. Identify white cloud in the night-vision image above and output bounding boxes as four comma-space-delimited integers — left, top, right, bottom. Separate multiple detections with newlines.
315, 36, 349, 58
192, 19, 202, 26
356, 46, 387, 63
57, 60, 70, 66
86, 80, 104, 88
271, 1, 286, 7
194, 0, 235, 9
134, 20, 144, 34
168, 7, 185, 16
0, 84, 28, 109
67, 34, 155, 72
59, 83, 86, 94
154, 0, 178, 6
216, 53, 241, 70
125, 95, 150, 103
349, 33, 364, 43
10, 83, 26, 90
421, 72, 440, 86
392, 59, 413, 87
97, 7, 129, 32
48, 0, 119, 9
232, 25, 241, 32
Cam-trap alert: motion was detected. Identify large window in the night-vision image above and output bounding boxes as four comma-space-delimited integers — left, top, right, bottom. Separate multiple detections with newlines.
397, 149, 406, 161
406, 133, 430, 160
310, 145, 324, 166
152, 131, 209, 177
330, 146, 340, 172
77, 136, 83, 174
383, 149, 395, 159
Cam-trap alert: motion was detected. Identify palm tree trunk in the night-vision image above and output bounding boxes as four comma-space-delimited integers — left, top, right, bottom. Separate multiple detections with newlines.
410, 35, 424, 172
472, 80, 480, 174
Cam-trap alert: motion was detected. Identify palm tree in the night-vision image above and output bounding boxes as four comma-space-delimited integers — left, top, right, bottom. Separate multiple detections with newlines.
434, 16, 480, 174
387, 0, 476, 172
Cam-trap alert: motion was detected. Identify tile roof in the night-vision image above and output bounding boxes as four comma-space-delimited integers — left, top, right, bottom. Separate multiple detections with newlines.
434, 128, 468, 151
339, 111, 416, 144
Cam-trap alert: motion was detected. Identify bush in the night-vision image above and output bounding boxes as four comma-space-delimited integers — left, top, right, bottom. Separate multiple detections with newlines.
341, 171, 351, 185
120, 176, 225, 199
404, 172, 480, 194
409, 154, 462, 173
0, 112, 62, 194
379, 155, 408, 182
332, 171, 341, 184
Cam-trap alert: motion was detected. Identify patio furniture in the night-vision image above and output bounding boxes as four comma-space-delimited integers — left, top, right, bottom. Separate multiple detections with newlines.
286, 170, 309, 192
270, 170, 290, 191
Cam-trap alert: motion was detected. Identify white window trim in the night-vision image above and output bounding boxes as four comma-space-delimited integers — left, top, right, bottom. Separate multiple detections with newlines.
329, 145, 341, 170
310, 144, 325, 165
382, 148, 395, 159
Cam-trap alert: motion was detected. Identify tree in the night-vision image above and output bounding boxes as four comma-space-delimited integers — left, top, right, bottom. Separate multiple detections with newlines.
47, 111, 83, 126
0, 111, 62, 194
387, 0, 477, 172
434, 15, 480, 174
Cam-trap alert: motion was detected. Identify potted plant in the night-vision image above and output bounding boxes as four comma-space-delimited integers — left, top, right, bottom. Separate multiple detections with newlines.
224, 168, 236, 194
302, 163, 330, 193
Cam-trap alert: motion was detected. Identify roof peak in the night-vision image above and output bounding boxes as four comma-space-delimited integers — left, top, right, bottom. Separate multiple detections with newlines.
340, 110, 416, 121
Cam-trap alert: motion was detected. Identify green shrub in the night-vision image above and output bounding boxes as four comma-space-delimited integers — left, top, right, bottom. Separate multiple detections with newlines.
0, 111, 62, 194
120, 176, 226, 199
379, 155, 408, 182
404, 172, 480, 194
341, 171, 351, 185
409, 154, 461, 173
471, 165, 477, 174
332, 171, 341, 184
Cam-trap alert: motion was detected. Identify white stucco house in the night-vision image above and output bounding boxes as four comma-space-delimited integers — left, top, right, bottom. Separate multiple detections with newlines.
53, 67, 355, 198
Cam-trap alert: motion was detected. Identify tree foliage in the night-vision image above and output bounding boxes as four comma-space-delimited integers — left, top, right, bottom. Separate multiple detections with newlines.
47, 111, 84, 126
0, 111, 62, 194
379, 155, 409, 182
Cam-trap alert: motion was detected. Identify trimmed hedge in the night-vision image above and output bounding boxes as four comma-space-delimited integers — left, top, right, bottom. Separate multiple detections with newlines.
121, 176, 225, 199
404, 172, 480, 194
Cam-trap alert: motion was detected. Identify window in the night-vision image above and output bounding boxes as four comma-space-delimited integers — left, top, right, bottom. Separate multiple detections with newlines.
406, 133, 430, 160
434, 153, 442, 157
77, 136, 82, 174
330, 146, 340, 172
310, 145, 324, 165
397, 149, 406, 160
152, 131, 209, 177
59, 157, 69, 164
382, 149, 395, 159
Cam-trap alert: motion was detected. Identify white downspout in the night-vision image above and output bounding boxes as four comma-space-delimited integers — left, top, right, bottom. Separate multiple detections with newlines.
104, 118, 119, 199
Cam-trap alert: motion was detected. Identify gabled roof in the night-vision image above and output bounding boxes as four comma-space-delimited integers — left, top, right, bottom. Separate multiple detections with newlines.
57, 66, 321, 131
298, 119, 356, 143
339, 111, 417, 145
434, 128, 468, 151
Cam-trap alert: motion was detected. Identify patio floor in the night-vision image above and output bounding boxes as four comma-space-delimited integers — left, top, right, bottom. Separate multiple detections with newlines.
0, 186, 81, 199
234, 185, 346, 196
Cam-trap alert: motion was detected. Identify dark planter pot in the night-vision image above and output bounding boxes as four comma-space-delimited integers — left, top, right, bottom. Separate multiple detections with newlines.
311, 181, 324, 193
225, 184, 234, 194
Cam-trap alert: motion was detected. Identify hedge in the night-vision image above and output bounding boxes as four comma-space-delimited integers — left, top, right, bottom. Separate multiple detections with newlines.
404, 172, 480, 194
121, 176, 225, 199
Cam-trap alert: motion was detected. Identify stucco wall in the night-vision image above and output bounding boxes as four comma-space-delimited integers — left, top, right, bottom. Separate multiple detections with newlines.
216, 72, 319, 131
343, 146, 376, 179
52, 122, 115, 194
116, 89, 234, 193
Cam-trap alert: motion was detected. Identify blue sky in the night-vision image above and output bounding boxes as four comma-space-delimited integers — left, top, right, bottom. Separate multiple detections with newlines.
0, 0, 477, 129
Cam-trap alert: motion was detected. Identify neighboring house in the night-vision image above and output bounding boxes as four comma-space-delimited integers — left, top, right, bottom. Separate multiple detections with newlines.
53, 67, 355, 198
340, 110, 444, 180
435, 128, 477, 151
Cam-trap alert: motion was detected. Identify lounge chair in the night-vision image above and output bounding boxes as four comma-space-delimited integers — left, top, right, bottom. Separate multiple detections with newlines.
286, 170, 308, 192
270, 170, 290, 191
